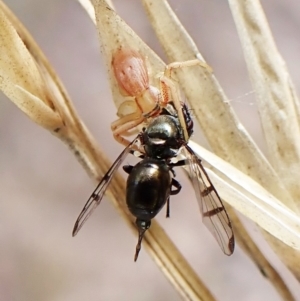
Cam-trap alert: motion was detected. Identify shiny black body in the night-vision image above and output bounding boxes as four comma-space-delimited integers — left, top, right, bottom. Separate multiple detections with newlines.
73, 101, 235, 259
125, 158, 172, 220
142, 101, 193, 159
122, 115, 185, 260
72, 107, 190, 260
143, 115, 184, 159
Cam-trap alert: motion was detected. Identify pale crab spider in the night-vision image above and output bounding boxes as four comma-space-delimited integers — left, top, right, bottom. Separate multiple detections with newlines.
111, 48, 211, 146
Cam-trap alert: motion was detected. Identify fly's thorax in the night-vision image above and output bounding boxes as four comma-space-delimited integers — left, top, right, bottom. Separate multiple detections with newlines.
162, 102, 194, 138
143, 115, 185, 159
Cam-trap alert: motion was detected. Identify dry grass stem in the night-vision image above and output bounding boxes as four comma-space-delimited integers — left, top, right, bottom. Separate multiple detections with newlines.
227, 0, 300, 281
142, 0, 299, 298
189, 141, 300, 252
1, 0, 300, 300
0, 0, 151, 263
78, 0, 300, 299
76, 0, 97, 22
224, 206, 295, 301
141, 0, 293, 205
77, 0, 217, 300
0, 0, 102, 178
0, 7, 62, 131
228, 0, 300, 208
0, 0, 138, 274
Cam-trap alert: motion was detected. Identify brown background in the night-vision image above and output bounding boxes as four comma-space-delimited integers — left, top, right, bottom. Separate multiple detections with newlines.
1, 1, 300, 300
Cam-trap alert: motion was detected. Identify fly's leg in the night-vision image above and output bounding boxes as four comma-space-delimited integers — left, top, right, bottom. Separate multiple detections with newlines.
166, 178, 182, 218
129, 150, 145, 159
170, 178, 181, 195
123, 165, 134, 174
168, 159, 188, 168
166, 197, 170, 218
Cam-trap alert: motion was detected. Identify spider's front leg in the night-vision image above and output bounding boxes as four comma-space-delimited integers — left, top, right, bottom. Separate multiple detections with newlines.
111, 109, 145, 147
159, 59, 213, 141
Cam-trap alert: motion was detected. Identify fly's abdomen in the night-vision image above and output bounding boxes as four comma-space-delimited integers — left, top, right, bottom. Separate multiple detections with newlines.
126, 158, 171, 220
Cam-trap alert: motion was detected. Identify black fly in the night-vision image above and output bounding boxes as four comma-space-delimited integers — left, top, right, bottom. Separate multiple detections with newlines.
72, 104, 234, 260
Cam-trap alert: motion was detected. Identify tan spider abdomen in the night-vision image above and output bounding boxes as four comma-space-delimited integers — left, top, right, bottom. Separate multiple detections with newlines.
112, 48, 149, 97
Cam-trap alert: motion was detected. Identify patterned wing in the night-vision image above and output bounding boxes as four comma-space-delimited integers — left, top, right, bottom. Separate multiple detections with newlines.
72, 135, 140, 236
185, 145, 234, 255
